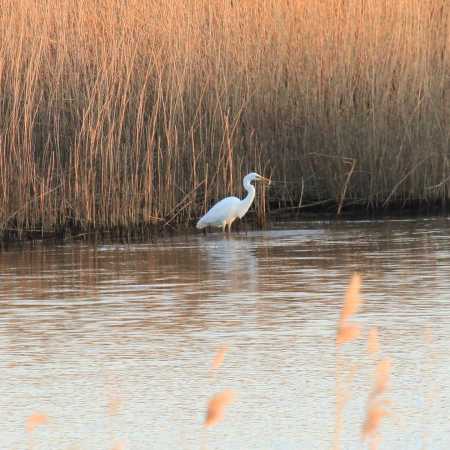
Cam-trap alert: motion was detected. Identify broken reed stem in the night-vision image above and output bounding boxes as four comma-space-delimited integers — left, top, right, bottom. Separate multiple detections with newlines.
337, 159, 356, 216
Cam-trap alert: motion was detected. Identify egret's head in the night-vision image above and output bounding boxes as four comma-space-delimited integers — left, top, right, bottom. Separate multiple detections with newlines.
245, 172, 271, 185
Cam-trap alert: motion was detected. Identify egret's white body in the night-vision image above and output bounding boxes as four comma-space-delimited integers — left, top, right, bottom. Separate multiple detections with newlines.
196, 172, 270, 232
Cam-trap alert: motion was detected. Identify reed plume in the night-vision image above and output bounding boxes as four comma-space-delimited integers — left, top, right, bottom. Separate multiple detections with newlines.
336, 274, 362, 345
26, 413, 48, 434
363, 403, 390, 438
204, 390, 235, 428
362, 358, 392, 448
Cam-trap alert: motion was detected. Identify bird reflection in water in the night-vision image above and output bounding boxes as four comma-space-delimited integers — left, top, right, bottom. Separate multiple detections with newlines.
199, 234, 259, 294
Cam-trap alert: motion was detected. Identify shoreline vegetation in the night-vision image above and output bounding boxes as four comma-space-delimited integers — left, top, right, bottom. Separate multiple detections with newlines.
1, 1, 450, 241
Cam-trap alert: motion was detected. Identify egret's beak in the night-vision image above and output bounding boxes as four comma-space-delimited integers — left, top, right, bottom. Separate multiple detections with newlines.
258, 175, 271, 185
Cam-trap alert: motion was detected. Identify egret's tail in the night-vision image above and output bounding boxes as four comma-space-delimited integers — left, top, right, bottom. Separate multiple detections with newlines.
196, 217, 206, 229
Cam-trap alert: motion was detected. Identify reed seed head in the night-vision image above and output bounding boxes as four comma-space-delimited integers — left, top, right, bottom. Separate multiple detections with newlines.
204, 389, 235, 428
341, 273, 362, 323
362, 403, 390, 438
27, 413, 48, 433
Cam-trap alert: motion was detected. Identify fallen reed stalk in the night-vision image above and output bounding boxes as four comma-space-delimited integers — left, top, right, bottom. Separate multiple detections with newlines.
1, 0, 450, 239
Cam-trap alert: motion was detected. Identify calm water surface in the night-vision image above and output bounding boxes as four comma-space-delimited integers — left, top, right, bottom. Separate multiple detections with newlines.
1, 218, 450, 449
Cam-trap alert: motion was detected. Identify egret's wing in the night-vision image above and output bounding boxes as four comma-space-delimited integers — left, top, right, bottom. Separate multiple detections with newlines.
197, 197, 240, 228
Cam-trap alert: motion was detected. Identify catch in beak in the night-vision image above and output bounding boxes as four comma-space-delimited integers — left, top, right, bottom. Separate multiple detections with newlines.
257, 175, 271, 185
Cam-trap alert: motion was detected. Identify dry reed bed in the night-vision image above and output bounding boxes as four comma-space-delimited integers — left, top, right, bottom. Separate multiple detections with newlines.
1, 0, 450, 237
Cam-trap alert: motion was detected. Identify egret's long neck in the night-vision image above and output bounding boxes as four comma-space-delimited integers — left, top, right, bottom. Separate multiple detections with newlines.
239, 179, 256, 215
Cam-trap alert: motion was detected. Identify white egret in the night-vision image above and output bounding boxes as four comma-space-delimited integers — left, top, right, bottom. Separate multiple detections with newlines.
196, 172, 270, 232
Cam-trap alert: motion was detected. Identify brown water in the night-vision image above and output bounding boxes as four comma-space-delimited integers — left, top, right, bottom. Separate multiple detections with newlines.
1, 218, 450, 450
